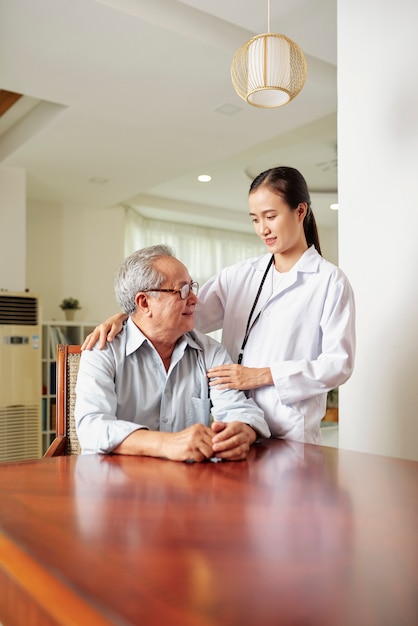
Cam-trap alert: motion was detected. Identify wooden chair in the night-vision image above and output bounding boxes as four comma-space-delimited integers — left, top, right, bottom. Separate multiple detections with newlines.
44, 345, 82, 456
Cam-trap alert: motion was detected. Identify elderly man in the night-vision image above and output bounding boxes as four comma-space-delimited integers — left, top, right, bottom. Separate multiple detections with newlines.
75, 245, 270, 461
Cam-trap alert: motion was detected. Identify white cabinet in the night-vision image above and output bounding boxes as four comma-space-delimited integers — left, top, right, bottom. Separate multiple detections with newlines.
41, 321, 96, 454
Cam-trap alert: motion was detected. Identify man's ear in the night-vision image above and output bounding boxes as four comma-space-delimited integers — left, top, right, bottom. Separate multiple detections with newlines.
135, 292, 151, 315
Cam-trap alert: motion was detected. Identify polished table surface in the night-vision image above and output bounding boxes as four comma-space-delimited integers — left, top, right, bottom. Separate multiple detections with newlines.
0, 439, 417, 626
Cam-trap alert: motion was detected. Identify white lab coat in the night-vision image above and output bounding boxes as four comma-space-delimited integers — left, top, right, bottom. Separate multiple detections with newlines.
195, 246, 356, 443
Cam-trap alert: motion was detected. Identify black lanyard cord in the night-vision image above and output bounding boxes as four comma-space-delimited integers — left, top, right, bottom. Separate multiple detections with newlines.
237, 255, 274, 364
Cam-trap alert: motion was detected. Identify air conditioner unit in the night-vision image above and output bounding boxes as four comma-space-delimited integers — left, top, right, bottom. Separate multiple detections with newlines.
0, 292, 42, 461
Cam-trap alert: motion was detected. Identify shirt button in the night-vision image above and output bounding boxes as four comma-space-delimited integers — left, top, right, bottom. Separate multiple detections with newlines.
162, 418, 168, 423
263, 310, 270, 316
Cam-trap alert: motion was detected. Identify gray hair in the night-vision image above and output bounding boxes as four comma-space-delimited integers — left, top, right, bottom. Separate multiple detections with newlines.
114, 244, 174, 314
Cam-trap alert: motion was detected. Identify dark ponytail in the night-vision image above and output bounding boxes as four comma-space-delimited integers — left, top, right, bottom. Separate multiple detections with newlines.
249, 166, 322, 255
303, 205, 322, 256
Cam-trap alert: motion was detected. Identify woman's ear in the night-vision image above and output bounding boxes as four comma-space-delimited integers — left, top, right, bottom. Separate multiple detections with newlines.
297, 202, 308, 220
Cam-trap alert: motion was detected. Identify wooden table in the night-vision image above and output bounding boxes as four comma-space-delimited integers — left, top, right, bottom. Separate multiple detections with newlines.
0, 439, 417, 626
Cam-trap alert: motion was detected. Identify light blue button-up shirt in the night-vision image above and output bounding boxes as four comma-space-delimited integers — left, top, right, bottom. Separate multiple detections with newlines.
75, 318, 270, 453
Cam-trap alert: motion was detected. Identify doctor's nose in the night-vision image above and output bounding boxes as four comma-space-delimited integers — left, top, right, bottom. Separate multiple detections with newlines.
258, 220, 271, 235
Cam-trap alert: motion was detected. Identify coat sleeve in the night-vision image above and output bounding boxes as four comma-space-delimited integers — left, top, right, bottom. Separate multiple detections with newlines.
270, 270, 356, 405
195, 270, 227, 334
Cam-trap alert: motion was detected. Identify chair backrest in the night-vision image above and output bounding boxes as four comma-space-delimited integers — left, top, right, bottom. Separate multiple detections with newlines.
44, 345, 82, 456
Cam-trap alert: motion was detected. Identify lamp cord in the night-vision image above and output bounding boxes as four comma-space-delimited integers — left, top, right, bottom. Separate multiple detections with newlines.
267, 0, 271, 33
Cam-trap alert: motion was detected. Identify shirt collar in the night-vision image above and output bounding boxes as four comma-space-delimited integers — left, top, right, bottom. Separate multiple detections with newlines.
125, 317, 148, 356
252, 246, 321, 274
295, 245, 321, 273
125, 317, 202, 356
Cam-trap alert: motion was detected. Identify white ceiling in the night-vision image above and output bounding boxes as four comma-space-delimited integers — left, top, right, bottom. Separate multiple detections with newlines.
0, 0, 338, 234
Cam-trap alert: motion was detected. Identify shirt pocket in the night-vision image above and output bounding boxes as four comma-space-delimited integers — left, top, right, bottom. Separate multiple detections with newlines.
187, 397, 211, 428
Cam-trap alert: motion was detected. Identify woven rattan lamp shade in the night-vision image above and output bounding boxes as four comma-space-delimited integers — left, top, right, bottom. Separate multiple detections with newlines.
231, 33, 307, 108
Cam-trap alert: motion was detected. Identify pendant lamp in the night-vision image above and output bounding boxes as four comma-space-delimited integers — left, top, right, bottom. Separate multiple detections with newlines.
231, 0, 307, 108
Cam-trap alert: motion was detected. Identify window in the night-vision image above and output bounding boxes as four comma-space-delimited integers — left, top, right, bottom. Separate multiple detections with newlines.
125, 208, 264, 287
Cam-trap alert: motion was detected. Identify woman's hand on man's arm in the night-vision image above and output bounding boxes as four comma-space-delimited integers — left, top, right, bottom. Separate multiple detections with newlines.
207, 364, 273, 390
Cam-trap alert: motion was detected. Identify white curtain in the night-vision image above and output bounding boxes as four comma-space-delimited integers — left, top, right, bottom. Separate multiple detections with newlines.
125, 208, 265, 287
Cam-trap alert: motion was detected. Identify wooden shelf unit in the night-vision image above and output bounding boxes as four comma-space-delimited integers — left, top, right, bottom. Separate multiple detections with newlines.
41, 320, 96, 454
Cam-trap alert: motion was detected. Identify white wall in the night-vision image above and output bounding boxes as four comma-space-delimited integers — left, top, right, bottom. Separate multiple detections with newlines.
0, 166, 26, 292
26, 199, 62, 316
338, 0, 418, 460
60, 203, 125, 322
26, 201, 125, 322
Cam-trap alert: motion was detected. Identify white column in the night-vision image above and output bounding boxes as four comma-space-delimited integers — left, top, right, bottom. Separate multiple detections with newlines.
338, 0, 418, 460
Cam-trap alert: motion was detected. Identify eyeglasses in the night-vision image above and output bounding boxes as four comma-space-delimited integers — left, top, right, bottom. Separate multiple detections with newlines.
144, 281, 199, 300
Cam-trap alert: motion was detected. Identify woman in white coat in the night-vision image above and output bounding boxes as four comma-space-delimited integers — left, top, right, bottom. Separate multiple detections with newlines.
83, 167, 355, 444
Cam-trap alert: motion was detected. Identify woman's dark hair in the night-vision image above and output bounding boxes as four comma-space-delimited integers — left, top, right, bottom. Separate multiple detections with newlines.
249, 166, 322, 255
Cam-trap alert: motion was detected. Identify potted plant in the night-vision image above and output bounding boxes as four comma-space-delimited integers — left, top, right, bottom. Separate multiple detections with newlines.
59, 297, 81, 321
